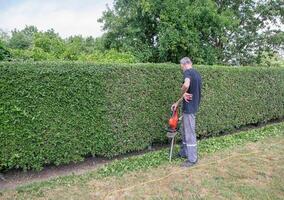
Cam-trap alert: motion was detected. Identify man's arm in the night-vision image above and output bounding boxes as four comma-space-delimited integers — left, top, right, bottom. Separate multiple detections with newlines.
171, 78, 191, 111
177, 77, 190, 104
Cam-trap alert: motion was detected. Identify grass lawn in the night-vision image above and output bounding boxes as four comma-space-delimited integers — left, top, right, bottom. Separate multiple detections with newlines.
1, 124, 284, 200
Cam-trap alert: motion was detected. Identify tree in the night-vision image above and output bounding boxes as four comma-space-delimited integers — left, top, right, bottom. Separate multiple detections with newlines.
33, 29, 65, 58
217, 0, 284, 65
156, 0, 236, 64
0, 29, 10, 45
0, 25, 138, 62
0, 39, 11, 61
99, 0, 284, 65
99, 0, 236, 63
9, 25, 38, 49
0, 30, 11, 60
98, 0, 162, 62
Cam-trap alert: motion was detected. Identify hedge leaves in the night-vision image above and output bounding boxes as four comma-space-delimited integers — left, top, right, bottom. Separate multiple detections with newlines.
0, 62, 283, 171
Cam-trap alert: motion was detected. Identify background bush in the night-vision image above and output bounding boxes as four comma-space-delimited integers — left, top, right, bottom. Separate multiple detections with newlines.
0, 62, 283, 171
77, 49, 138, 63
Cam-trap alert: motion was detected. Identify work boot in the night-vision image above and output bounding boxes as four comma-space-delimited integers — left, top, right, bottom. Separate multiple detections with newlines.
180, 160, 198, 168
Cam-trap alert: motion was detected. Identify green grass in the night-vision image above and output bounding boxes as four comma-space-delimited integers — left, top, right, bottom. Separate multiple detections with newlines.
1, 121, 283, 197
2, 125, 283, 199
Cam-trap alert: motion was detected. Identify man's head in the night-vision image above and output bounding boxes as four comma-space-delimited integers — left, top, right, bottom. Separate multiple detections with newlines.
180, 57, 192, 71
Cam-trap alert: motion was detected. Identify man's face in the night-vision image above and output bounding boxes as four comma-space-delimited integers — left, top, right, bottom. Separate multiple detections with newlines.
180, 63, 191, 71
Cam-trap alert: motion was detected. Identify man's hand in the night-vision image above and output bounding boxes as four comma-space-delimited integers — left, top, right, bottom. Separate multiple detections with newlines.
171, 93, 192, 110
183, 93, 192, 102
171, 102, 178, 111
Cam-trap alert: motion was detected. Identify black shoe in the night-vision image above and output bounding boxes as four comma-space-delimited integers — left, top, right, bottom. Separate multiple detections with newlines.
180, 160, 198, 168
176, 153, 187, 159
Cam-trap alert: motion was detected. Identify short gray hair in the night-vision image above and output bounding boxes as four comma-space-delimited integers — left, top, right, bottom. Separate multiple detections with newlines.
180, 57, 192, 65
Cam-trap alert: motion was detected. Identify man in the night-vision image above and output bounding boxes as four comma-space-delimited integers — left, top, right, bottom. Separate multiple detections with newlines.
171, 57, 202, 167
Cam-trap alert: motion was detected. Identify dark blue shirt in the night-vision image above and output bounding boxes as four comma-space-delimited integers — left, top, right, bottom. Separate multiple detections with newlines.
182, 68, 202, 114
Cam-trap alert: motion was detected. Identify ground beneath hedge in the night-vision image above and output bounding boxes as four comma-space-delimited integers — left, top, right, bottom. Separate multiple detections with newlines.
0, 145, 165, 190
0, 156, 108, 190
1, 134, 283, 200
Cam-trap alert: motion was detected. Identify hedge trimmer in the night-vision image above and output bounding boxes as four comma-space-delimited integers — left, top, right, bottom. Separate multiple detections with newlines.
166, 107, 181, 161
168, 107, 179, 133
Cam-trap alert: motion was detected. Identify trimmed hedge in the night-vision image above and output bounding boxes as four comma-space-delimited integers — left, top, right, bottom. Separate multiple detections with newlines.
0, 62, 284, 171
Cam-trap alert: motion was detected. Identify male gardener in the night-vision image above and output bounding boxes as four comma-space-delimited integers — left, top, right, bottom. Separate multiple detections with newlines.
171, 57, 202, 167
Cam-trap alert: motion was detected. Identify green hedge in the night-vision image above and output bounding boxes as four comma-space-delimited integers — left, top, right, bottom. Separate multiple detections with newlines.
0, 62, 283, 171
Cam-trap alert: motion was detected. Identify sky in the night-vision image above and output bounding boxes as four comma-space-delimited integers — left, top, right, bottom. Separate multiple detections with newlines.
0, 0, 114, 38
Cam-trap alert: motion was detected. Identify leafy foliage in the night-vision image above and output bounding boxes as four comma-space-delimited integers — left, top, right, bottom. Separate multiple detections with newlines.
78, 49, 138, 63
0, 26, 137, 63
0, 62, 283, 171
258, 52, 284, 68
0, 40, 11, 61
99, 0, 284, 65
8, 26, 38, 50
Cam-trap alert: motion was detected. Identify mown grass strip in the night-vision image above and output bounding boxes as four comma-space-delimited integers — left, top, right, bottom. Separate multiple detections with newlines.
12, 121, 284, 194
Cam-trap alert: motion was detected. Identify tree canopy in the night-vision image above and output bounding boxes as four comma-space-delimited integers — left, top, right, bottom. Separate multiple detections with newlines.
99, 0, 284, 65
0, 26, 136, 63
0, 0, 283, 66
